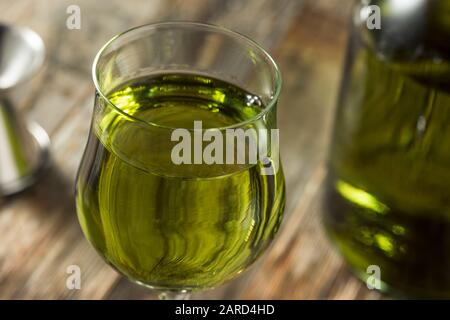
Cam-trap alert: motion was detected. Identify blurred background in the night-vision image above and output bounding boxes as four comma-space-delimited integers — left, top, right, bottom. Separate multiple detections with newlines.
0, 0, 381, 299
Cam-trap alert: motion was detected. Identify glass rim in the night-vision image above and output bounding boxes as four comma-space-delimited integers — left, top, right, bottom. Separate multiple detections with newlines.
92, 21, 282, 130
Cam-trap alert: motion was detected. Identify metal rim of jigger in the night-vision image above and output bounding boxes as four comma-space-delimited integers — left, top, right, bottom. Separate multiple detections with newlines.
0, 121, 50, 196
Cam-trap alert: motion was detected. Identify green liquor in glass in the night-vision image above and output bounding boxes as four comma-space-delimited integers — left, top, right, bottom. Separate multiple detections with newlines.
75, 22, 284, 298
76, 74, 285, 290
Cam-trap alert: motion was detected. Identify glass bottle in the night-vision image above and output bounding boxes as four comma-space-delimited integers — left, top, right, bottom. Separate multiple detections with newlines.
324, 0, 450, 298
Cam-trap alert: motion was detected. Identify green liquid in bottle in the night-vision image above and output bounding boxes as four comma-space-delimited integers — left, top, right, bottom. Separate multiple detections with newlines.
325, 39, 450, 297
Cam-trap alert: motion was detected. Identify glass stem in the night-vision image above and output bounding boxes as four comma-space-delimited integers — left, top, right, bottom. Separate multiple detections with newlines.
158, 290, 191, 300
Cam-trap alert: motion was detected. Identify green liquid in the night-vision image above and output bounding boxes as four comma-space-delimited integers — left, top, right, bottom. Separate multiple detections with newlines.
325, 43, 450, 297
76, 74, 285, 290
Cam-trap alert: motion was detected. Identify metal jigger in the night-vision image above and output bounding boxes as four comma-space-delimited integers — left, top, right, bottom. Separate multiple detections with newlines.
0, 24, 50, 196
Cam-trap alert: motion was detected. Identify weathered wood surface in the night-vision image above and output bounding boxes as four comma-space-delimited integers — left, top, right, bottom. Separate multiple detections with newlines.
0, 0, 382, 299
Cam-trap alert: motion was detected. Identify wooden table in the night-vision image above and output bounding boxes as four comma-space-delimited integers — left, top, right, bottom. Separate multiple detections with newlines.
0, 0, 382, 299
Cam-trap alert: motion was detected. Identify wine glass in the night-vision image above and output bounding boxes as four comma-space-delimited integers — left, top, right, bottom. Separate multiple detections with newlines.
75, 22, 285, 299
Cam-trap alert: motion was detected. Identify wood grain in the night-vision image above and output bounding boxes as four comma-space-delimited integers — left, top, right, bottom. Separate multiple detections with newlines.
0, 0, 383, 299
